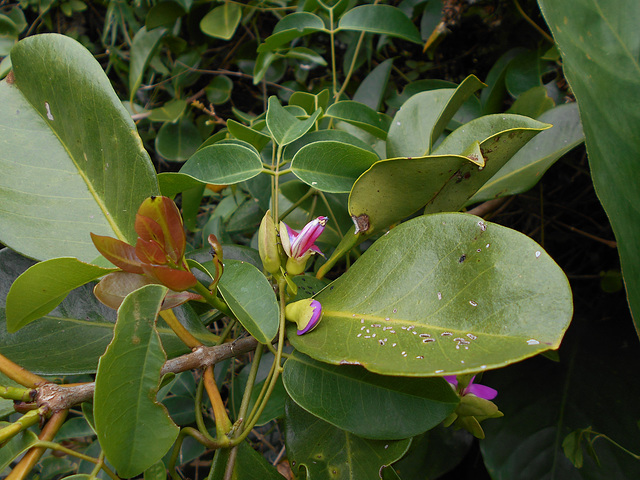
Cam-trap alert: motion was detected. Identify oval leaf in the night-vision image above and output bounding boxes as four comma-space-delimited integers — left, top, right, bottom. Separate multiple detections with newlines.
6, 257, 116, 332
0, 34, 159, 262
94, 284, 179, 478
283, 351, 459, 439
338, 5, 422, 44
471, 103, 584, 203
291, 141, 379, 193
266, 96, 322, 146
215, 259, 279, 344
179, 143, 263, 185
285, 398, 411, 480
289, 213, 572, 376
325, 100, 391, 139
200, 3, 241, 41
155, 119, 202, 162
257, 12, 325, 53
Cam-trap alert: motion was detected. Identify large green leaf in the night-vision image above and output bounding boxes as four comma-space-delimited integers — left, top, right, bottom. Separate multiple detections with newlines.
284, 398, 411, 480
94, 284, 179, 478
349, 115, 549, 232
0, 249, 196, 375
538, 0, 640, 332
386, 75, 485, 158
6, 257, 115, 332
282, 351, 458, 440
215, 259, 279, 344
0, 34, 159, 262
289, 214, 572, 376
291, 141, 379, 193
480, 316, 640, 479
471, 103, 584, 203
426, 114, 551, 213
178, 143, 263, 185
338, 5, 422, 44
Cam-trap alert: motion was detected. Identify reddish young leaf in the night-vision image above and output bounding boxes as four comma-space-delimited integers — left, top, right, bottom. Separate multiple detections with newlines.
135, 214, 165, 246
143, 264, 197, 291
94, 272, 202, 311
135, 237, 167, 265
137, 196, 186, 264
90, 233, 144, 274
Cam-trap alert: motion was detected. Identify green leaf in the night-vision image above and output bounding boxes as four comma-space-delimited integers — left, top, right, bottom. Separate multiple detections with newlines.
155, 119, 202, 162
257, 12, 325, 53
325, 101, 391, 139
0, 426, 38, 473
285, 398, 411, 480
234, 441, 285, 479
266, 96, 322, 146
215, 259, 279, 344
179, 143, 263, 185
200, 3, 241, 40
289, 89, 330, 115
94, 284, 179, 478
0, 249, 192, 375
148, 99, 187, 123
129, 26, 166, 99
205, 75, 233, 105
338, 5, 422, 44
481, 316, 640, 479
471, 103, 584, 203
507, 85, 555, 118
157, 172, 206, 197
6, 257, 115, 332
284, 128, 377, 162
386, 75, 486, 158
291, 141, 379, 193
146, 1, 186, 30
353, 58, 394, 111
426, 114, 551, 213
284, 46, 327, 66
227, 119, 271, 152
481, 48, 527, 114
538, 0, 640, 333
505, 49, 545, 98
289, 213, 572, 376
283, 351, 458, 439
393, 426, 473, 479
0, 34, 159, 262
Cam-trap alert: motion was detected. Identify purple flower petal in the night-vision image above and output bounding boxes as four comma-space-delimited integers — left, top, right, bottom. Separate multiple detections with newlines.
444, 376, 458, 387
297, 299, 322, 335
466, 383, 498, 400
291, 216, 327, 258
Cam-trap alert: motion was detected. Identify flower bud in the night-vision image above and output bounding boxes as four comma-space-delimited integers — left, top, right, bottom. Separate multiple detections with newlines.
285, 298, 323, 335
259, 210, 282, 275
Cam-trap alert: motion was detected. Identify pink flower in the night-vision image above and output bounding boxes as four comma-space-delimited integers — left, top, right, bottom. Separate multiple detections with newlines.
280, 216, 327, 260
444, 375, 497, 400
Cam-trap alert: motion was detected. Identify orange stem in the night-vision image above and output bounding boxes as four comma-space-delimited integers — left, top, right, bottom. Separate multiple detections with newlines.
204, 365, 232, 439
0, 353, 46, 388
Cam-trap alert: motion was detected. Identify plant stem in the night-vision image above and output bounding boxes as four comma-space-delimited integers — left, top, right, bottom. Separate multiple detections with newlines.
193, 280, 234, 317
0, 408, 43, 444
204, 365, 232, 439
329, 7, 338, 98
6, 410, 69, 480
0, 385, 34, 402
235, 343, 264, 430
160, 309, 202, 349
195, 375, 218, 443
0, 353, 46, 388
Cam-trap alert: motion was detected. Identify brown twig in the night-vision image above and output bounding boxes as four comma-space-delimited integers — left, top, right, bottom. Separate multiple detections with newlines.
34, 336, 259, 413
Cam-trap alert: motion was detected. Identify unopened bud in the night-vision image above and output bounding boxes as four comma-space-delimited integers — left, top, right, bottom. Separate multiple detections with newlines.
285, 298, 323, 335
259, 211, 282, 274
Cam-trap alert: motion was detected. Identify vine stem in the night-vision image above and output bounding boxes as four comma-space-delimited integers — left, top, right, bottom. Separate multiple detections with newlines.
204, 365, 232, 440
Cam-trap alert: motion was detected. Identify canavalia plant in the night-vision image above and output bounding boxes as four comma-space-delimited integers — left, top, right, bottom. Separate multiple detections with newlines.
5, 0, 630, 478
